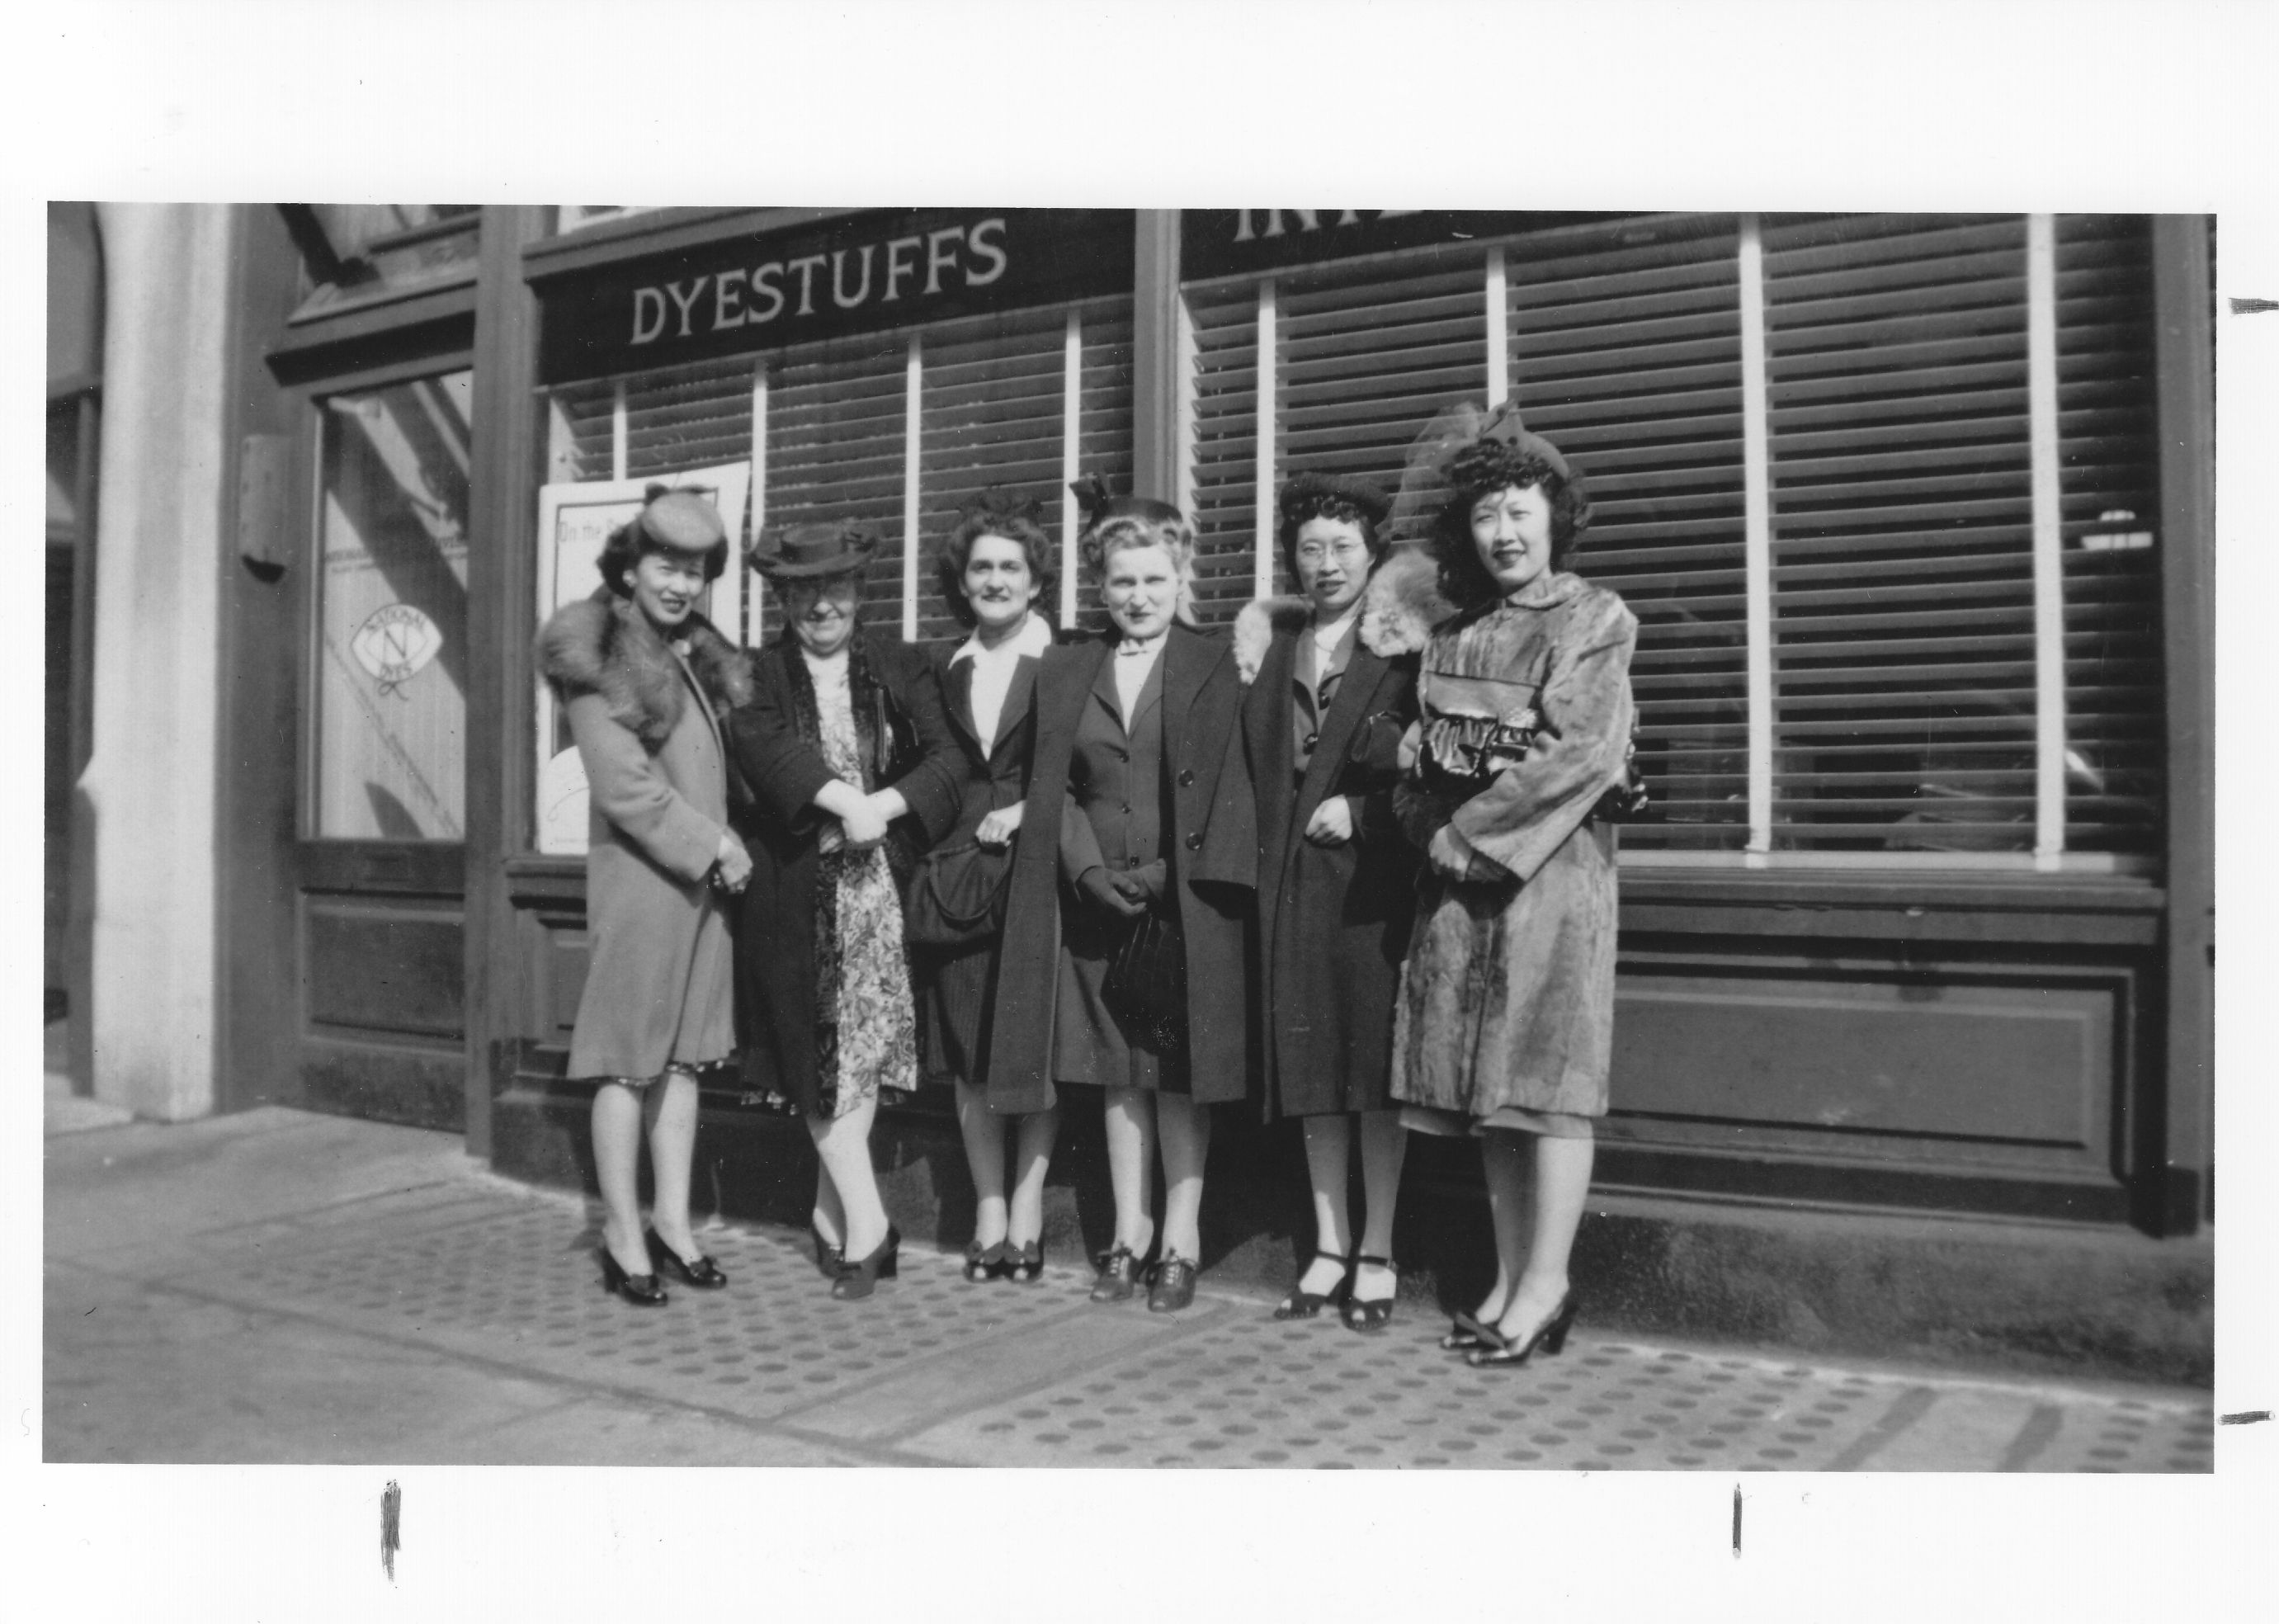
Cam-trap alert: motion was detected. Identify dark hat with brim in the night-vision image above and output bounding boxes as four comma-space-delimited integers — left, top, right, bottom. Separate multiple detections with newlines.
749, 519, 880, 580
1278, 470, 1393, 529
638, 487, 729, 552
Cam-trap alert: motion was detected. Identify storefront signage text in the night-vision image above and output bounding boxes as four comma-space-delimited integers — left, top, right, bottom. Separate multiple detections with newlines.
537, 208, 1134, 385
1182, 208, 1625, 282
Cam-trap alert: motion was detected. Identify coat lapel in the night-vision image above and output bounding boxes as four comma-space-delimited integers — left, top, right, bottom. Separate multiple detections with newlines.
1296, 641, 1389, 818
940, 654, 984, 758
990, 656, 1039, 764
1160, 623, 1215, 773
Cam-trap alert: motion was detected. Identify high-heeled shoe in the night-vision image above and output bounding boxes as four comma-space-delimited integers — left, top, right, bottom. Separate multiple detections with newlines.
1466, 1291, 1580, 1368
1273, 1250, 1352, 1320
1439, 1307, 1498, 1352
809, 1226, 844, 1279
599, 1247, 668, 1307
964, 1239, 1009, 1282
830, 1225, 901, 1301
1003, 1239, 1044, 1284
1342, 1254, 1398, 1333
646, 1230, 728, 1290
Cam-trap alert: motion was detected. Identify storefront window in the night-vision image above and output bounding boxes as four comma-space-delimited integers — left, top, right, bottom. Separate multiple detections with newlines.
312, 370, 473, 840
1180, 210, 2163, 869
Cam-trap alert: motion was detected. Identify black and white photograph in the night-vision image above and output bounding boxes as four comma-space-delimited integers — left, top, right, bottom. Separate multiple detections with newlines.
12, 2, 2273, 1617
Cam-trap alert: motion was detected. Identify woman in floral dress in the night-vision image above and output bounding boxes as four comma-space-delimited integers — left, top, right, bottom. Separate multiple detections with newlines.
729, 520, 961, 1300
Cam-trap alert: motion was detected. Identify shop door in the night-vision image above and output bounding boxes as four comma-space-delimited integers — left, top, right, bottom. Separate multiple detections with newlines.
290, 367, 474, 1130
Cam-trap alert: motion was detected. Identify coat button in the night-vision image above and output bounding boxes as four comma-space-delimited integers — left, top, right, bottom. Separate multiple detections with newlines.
1184, 831, 1203, 852
1303, 732, 1319, 753
1177, 768, 1196, 787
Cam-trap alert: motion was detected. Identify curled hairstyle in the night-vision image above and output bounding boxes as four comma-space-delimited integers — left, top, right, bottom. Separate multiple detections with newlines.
597, 486, 731, 597
1277, 490, 1390, 584
1431, 441, 1592, 610
1079, 509, 1196, 580
936, 505, 1058, 629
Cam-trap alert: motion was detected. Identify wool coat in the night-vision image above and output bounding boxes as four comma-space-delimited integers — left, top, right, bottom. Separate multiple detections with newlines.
912, 634, 1046, 1092
1235, 594, 1420, 1120
536, 591, 753, 1083
1389, 572, 1638, 1121
985, 623, 1257, 1114
726, 630, 963, 1116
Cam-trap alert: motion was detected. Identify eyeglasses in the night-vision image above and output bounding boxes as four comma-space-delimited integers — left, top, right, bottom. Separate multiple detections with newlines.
1294, 540, 1371, 566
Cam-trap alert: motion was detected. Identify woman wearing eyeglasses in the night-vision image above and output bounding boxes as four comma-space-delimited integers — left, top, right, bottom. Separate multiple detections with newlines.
1234, 472, 1421, 1331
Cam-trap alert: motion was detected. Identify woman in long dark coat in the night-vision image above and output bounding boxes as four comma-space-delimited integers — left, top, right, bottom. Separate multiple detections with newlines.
1389, 404, 1638, 1367
1235, 472, 1420, 1330
728, 520, 962, 1300
911, 496, 1062, 1282
987, 488, 1254, 1313
536, 489, 753, 1306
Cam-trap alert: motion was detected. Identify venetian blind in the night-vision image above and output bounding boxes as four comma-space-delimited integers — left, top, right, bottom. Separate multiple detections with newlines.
1761, 215, 2041, 855
918, 300, 1134, 643
548, 297, 1133, 649
1504, 219, 1750, 849
2053, 215, 2163, 855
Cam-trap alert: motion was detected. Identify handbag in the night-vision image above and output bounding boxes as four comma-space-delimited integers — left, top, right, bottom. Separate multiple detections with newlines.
1101, 904, 1187, 1050
902, 839, 1012, 948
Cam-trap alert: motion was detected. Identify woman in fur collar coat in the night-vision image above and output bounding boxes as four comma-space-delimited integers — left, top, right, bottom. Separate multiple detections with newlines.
1235, 473, 1423, 1332
1389, 408, 1638, 1370
536, 489, 753, 1307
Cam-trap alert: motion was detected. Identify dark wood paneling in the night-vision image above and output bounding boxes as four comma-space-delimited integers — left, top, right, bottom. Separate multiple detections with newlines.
305, 899, 465, 1038
215, 204, 314, 1114
543, 927, 588, 1041
1609, 970, 2111, 1159
300, 841, 465, 895
301, 1034, 465, 1132
2153, 215, 2215, 1234
462, 205, 550, 1162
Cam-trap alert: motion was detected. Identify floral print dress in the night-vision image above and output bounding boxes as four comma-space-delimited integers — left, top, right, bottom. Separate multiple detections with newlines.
811, 659, 918, 1116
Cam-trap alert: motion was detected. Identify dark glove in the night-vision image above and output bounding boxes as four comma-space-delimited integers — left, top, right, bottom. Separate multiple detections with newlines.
1078, 865, 1148, 919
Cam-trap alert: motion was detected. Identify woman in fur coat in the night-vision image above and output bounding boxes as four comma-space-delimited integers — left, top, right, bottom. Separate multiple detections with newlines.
1390, 404, 1638, 1369
536, 489, 753, 1308
1234, 472, 1420, 1331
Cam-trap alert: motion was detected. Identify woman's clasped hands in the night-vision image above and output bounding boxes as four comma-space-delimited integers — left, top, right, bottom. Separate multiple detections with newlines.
1078, 860, 1164, 918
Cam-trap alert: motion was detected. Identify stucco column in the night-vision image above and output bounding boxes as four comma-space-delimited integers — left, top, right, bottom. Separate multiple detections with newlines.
83, 203, 236, 1119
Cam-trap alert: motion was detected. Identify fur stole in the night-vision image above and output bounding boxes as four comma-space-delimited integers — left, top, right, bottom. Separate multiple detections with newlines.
1232, 545, 1458, 686
536, 589, 753, 748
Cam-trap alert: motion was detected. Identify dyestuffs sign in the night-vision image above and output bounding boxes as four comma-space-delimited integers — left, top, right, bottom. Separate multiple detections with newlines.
536, 208, 1134, 384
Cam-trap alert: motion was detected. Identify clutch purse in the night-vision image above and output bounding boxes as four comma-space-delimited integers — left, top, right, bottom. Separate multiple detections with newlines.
903, 839, 1012, 949
1101, 906, 1187, 1050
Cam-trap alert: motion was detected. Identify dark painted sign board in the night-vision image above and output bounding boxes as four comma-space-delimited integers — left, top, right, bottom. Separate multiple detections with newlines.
1179, 209, 1627, 282
536, 207, 1135, 385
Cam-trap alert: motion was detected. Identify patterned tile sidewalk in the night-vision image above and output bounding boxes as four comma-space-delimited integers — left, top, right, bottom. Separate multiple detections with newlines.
44, 1109, 2213, 1471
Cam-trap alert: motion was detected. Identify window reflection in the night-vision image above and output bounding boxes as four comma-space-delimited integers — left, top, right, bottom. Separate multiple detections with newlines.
314, 371, 473, 840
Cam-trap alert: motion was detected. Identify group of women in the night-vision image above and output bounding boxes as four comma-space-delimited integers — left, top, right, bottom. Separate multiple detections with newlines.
536, 401, 1638, 1367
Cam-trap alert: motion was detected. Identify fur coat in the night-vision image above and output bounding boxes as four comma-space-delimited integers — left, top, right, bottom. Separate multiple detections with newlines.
536, 589, 753, 1082
1388, 569, 1638, 1123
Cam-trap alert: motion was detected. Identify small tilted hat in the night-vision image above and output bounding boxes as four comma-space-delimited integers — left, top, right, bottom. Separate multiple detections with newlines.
1278, 470, 1393, 529
636, 486, 729, 552
748, 517, 880, 579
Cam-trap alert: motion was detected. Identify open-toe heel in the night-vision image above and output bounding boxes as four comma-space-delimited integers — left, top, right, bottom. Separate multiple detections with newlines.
1341, 1254, 1397, 1333
963, 1240, 1009, 1282
1466, 1291, 1581, 1369
1272, 1250, 1352, 1321
1004, 1239, 1044, 1283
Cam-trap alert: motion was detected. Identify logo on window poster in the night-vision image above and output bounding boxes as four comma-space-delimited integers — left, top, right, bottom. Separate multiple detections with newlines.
352, 604, 441, 696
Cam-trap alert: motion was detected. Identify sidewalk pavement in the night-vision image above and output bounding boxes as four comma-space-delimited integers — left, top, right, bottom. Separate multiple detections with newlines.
43, 1103, 2214, 1471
